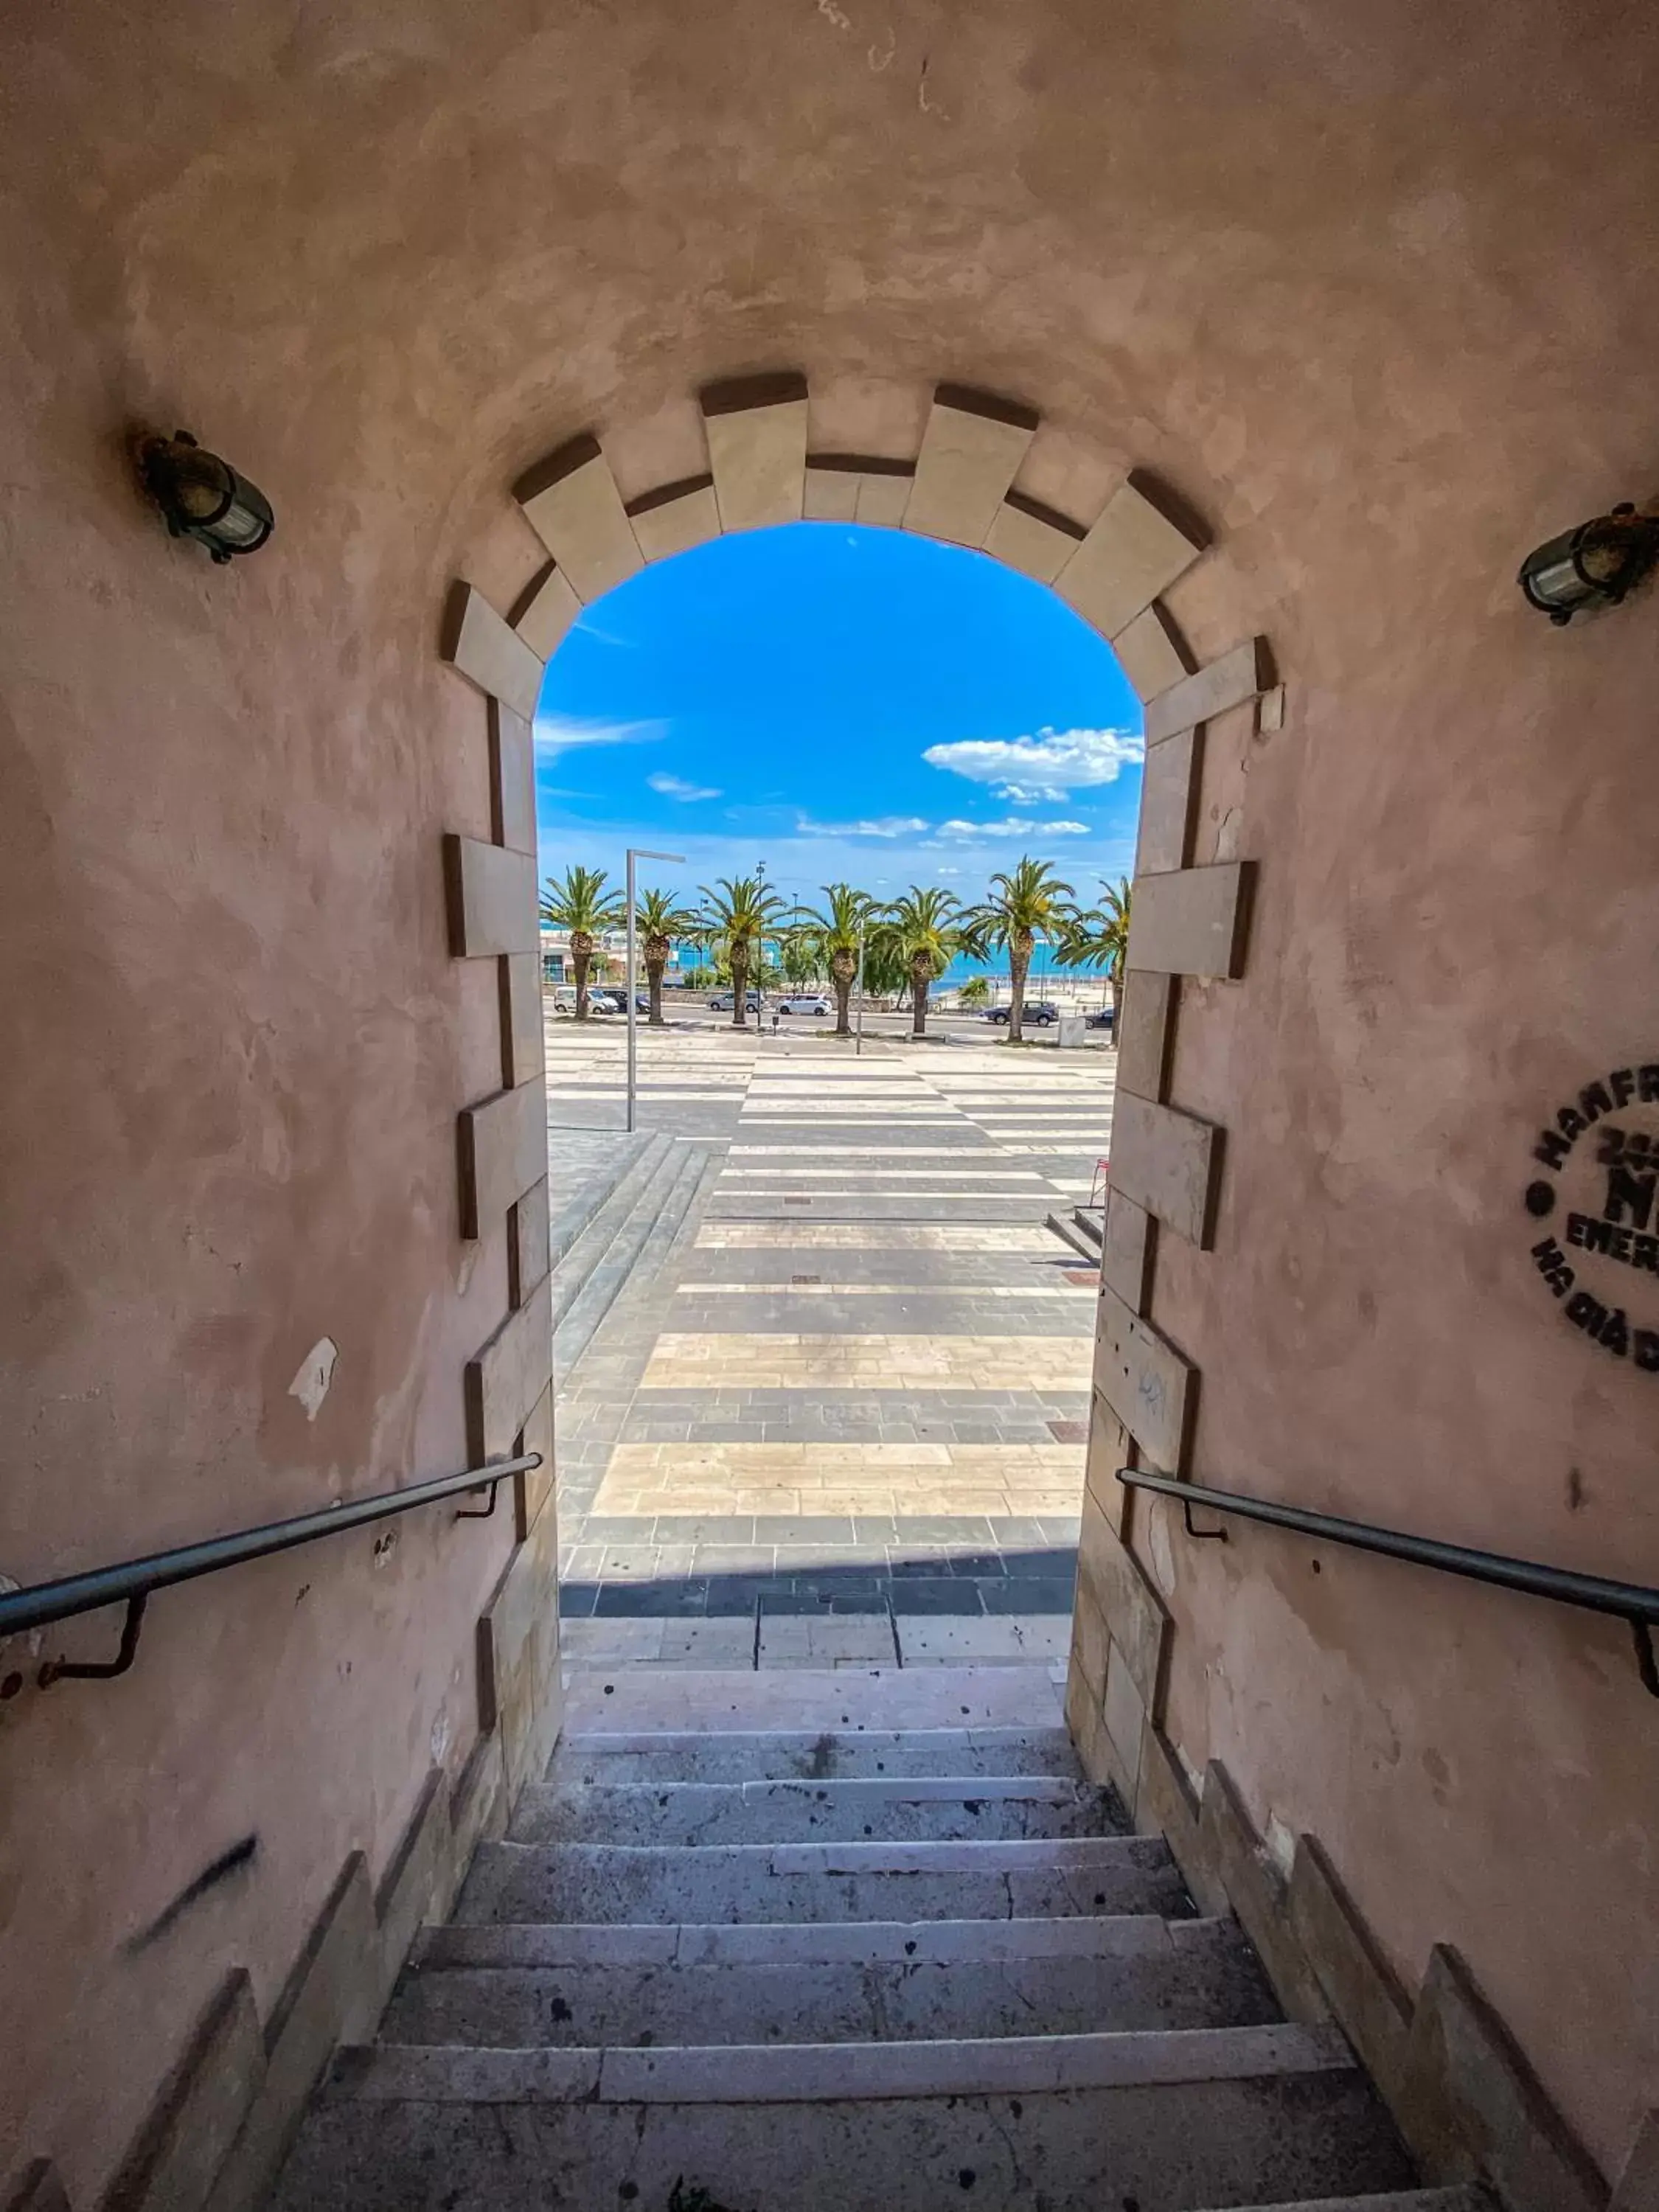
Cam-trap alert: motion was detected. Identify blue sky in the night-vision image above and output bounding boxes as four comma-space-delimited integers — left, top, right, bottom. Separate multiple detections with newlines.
534, 521, 1143, 919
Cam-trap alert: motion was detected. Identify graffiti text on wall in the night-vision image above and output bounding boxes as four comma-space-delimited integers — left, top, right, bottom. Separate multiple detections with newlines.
1525, 1062, 1659, 1374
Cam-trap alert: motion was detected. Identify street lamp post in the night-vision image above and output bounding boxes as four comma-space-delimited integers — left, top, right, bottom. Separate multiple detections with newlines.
855, 932, 866, 1059
625, 847, 684, 1134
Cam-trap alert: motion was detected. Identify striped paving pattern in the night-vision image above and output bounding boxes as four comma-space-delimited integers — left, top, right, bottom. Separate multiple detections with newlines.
552, 1026, 1113, 1661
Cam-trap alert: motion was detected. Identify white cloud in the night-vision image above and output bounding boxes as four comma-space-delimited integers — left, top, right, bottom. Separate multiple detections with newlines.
936, 815, 1092, 840
535, 712, 666, 754
922, 726, 1144, 801
649, 771, 722, 801
794, 814, 931, 839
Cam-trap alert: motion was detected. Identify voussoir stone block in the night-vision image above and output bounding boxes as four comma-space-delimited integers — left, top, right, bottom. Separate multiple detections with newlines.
1100, 1190, 1153, 1310
627, 477, 721, 562
855, 466, 913, 526
1110, 1092, 1221, 1249
1055, 479, 1206, 641
443, 836, 539, 958
489, 703, 536, 858
1114, 969, 1173, 1103
1137, 726, 1203, 875
465, 1273, 554, 1463
1113, 603, 1192, 702
458, 1080, 547, 1242
514, 563, 582, 659
1127, 862, 1253, 980
1144, 636, 1272, 745
500, 952, 544, 1089
703, 375, 809, 532
984, 493, 1086, 584
804, 462, 861, 521
442, 583, 543, 721
516, 437, 644, 602
1094, 1281, 1194, 1473
512, 1177, 552, 1306
902, 386, 1038, 549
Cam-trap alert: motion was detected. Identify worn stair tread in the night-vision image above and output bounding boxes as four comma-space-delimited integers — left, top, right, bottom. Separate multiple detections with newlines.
559, 1663, 1065, 1736
1191, 2196, 1491, 2212
513, 1773, 1125, 1845
386, 1916, 1277, 2045
554, 1722, 1082, 1784
1069, 1205, 1105, 1247
416, 1910, 1242, 1969
457, 1832, 1189, 1925
327, 2022, 1357, 2104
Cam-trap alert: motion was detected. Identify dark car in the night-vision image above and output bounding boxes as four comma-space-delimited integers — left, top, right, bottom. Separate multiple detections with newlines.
984, 1001, 1060, 1025
1085, 1005, 1116, 1030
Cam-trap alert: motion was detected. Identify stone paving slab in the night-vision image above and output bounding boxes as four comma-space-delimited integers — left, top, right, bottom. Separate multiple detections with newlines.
544, 1023, 1113, 1658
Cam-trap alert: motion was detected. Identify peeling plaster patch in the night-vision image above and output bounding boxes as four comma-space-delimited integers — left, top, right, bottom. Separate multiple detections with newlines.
372, 1529, 398, 1568
815, 0, 852, 27
430, 1707, 453, 1766
1215, 807, 1243, 863
1265, 1812, 1295, 1880
288, 1337, 338, 1422
868, 30, 895, 68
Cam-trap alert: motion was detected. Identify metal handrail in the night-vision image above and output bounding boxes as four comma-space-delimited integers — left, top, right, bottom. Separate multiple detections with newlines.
1117, 1467, 1659, 1696
0, 1452, 542, 1688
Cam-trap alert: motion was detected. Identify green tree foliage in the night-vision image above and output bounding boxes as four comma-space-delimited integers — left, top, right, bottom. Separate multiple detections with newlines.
635, 886, 699, 1026
963, 855, 1076, 1044
872, 887, 977, 1040
695, 874, 789, 1028
799, 883, 874, 1036
1055, 875, 1133, 1007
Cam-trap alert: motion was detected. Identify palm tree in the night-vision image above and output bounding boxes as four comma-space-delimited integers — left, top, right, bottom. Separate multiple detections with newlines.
636, 886, 698, 1027
801, 883, 873, 1037
964, 855, 1076, 1046
540, 864, 624, 1020
696, 874, 788, 1028
873, 887, 975, 1040
1056, 876, 1133, 1015
958, 974, 990, 1009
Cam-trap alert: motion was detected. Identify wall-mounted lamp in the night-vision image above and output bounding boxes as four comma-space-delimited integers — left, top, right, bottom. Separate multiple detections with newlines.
139, 430, 274, 563
1517, 502, 1659, 625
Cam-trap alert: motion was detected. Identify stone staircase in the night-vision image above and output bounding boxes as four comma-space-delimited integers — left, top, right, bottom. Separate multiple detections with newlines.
268, 1669, 1485, 2212
1045, 1202, 1104, 1263
549, 1131, 714, 1377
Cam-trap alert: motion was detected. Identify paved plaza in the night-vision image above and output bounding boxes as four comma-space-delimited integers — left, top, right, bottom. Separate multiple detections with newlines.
546, 1011, 1114, 1669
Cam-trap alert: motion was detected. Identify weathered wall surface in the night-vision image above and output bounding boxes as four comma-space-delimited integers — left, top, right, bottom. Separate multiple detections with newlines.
1, 0, 1656, 2193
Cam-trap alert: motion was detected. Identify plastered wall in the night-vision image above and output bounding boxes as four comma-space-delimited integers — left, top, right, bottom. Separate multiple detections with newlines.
1, 0, 1657, 2193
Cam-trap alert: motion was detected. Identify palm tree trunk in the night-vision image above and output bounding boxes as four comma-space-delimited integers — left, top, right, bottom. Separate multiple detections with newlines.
730, 948, 748, 1029
911, 959, 931, 1039
1007, 945, 1030, 1043
647, 956, 666, 1026
830, 950, 855, 1037
573, 945, 591, 1021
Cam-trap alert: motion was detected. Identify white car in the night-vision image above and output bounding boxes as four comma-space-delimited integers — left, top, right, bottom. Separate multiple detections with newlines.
551, 986, 616, 1015
777, 994, 832, 1016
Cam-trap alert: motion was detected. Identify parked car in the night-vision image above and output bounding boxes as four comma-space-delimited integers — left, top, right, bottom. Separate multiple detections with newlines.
708, 989, 763, 1012
777, 994, 831, 1016
551, 985, 616, 1016
984, 1001, 1060, 1026
586, 988, 624, 1012
1085, 1005, 1116, 1031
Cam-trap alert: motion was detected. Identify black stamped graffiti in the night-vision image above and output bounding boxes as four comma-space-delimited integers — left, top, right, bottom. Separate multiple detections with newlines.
1523, 1061, 1659, 1374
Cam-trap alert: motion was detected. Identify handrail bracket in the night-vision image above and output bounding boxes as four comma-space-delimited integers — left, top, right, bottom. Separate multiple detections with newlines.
38, 1592, 148, 1690
1632, 1618, 1659, 1699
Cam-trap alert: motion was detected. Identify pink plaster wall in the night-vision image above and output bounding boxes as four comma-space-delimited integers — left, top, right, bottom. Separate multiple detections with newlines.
1, 0, 1656, 2191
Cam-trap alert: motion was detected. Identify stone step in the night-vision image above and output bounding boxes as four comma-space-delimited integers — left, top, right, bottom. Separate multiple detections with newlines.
1044, 1207, 1101, 1260
560, 1661, 1066, 1737
547, 1128, 670, 1277
386, 1913, 1276, 2047
512, 1773, 1124, 1846
1192, 2197, 1489, 2212
1071, 1203, 1105, 1248
456, 1834, 1190, 1925
552, 1139, 703, 1373
555, 1722, 1082, 1784
272, 2025, 1414, 2211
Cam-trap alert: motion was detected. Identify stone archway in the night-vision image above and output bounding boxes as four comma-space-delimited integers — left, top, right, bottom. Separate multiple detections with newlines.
435, 367, 1278, 1820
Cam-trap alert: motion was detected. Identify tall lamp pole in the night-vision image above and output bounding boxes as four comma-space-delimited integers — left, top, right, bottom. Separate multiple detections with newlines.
855, 932, 866, 1059
625, 846, 684, 1134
